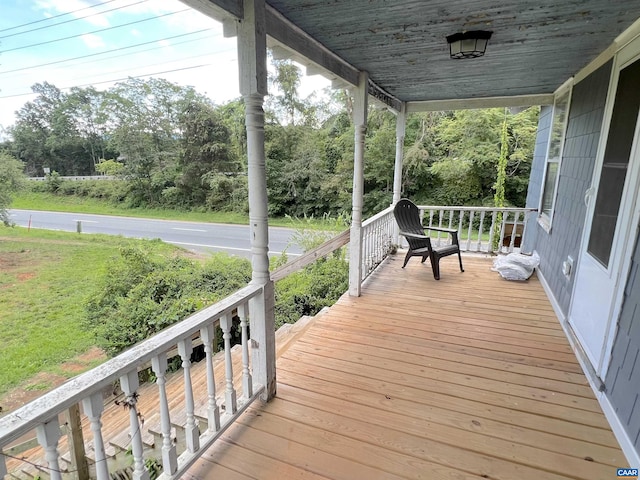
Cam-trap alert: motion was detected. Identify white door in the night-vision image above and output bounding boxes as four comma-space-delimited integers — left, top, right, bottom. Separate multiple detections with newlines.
569, 50, 640, 378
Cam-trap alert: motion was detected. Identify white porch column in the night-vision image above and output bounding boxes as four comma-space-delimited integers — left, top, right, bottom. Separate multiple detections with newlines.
349, 71, 369, 297
392, 103, 406, 245
237, 0, 276, 401
392, 103, 406, 205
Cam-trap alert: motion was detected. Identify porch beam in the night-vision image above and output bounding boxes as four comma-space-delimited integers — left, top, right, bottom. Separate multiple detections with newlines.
265, 6, 358, 86
178, 0, 243, 22
237, 0, 276, 401
368, 79, 403, 112
349, 71, 369, 297
182, 0, 400, 110
406, 94, 555, 113
265, 6, 399, 111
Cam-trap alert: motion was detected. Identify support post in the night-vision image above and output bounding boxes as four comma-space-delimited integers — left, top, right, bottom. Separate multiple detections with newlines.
82, 394, 109, 480
66, 404, 89, 480
349, 71, 369, 297
392, 103, 407, 245
237, 0, 276, 401
36, 419, 62, 480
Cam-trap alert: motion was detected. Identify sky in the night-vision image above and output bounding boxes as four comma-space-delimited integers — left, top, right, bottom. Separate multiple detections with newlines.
0, 0, 330, 135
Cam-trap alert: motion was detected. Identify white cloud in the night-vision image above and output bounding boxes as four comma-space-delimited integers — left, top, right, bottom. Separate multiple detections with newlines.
81, 33, 106, 49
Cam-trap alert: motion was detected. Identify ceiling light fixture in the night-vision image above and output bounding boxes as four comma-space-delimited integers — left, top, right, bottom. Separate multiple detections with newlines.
446, 30, 493, 59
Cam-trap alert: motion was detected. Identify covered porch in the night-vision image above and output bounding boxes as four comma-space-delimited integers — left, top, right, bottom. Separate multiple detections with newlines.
2, 0, 640, 477
186, 254, 624, 480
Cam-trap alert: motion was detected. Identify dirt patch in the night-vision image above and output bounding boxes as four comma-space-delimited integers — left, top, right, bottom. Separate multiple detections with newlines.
0, 252, 22, 269
16, 272, 36, 281
0, 347, 107, 415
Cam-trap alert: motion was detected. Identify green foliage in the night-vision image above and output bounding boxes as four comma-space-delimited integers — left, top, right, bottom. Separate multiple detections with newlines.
4, 74, 539, 219
275, 251, 348, 328
95, 159, 124, 175
85, 248, 251, 356
0, 152, 25, 225
274, 224, 349, 327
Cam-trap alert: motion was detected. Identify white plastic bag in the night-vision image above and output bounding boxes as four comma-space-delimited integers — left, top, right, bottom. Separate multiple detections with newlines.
492, 252, 540, 281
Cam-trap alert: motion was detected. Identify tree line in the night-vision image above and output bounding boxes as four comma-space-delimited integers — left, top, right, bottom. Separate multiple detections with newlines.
0, 59, 540, 219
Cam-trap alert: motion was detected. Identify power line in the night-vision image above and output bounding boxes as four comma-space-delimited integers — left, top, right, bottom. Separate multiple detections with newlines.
0, 8, 191, 54
0, 0, 150, 40
64, 51, 229, 83
0, 0, 119, 34
0, 29, 212, 75
0, 64, 215, 99
0, 32, 219, 80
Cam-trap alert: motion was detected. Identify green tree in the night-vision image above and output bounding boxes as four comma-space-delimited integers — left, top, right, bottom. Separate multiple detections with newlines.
101, 78, 204, 206
177, 101, 239, 207
0, 152, 25, 225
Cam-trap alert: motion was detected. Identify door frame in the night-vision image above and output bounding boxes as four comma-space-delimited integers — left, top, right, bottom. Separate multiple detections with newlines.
568, 35, 640, 378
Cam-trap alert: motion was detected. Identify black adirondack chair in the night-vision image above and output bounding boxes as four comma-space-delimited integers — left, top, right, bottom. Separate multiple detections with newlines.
393, 199, 464, 280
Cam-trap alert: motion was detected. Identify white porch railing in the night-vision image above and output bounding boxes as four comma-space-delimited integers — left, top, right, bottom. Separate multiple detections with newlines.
417, 205, 536, 254
361, 205, 395, 281
0, 284, 266, 480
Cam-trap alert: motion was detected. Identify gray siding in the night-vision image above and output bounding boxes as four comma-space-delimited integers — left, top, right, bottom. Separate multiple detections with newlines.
605, 234, 640, 451
525, 60, 612, 315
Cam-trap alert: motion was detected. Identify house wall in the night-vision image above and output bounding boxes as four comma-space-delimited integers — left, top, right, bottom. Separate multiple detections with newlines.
521, 105, 551, 253
606, 235, 640, 453
527, 57, 640, 459
524, 60, 612, 315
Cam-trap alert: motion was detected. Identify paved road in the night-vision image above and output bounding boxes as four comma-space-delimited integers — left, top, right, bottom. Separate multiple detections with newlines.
7, 210, 303, 258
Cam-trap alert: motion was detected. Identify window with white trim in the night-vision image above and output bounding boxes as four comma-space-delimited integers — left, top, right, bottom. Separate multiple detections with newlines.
539, 88, 571, 229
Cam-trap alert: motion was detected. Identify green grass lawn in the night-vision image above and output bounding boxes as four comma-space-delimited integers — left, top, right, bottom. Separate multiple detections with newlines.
12, 191, 347, 230
0, 226, 183, 395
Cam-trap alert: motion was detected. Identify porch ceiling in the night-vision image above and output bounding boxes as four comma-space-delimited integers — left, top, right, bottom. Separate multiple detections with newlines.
268, 0, 640, 104
188, 0, 640, 109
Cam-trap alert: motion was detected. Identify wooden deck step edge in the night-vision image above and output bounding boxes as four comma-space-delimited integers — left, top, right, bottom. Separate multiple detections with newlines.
276, 308, 328, 359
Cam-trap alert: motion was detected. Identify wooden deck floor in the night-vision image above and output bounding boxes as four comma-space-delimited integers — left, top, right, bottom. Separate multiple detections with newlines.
185, 254, 625, 480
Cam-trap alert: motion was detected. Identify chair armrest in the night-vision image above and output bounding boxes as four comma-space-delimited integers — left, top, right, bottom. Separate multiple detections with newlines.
422, 226, 457, 234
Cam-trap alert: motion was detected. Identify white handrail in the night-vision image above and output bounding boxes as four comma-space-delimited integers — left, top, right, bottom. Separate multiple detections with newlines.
0, 283, 264, 480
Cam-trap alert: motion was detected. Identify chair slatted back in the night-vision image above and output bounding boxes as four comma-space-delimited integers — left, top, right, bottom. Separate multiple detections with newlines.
393, 199, 432, 251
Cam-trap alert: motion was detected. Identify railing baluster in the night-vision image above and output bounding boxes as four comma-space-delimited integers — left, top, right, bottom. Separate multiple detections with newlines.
82, 393, 110, 480
458, 210, 464, 243
0, 452, 6, 478
200, 324, 221, 432
119, 371, 149, 480
466, 211, 474, 251
477, 211, 486, 252
177, 339, 200, 453
36, 419, 62, 480
151, 353, 178, 475
238, 303, 253, 398
220, 313, 238, 414
488, 210, 498, 253
498, 214, 507, 252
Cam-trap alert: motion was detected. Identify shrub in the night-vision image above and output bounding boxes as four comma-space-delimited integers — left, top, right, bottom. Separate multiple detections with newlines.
85, 248, 251, 356
274, 249, 348, 328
